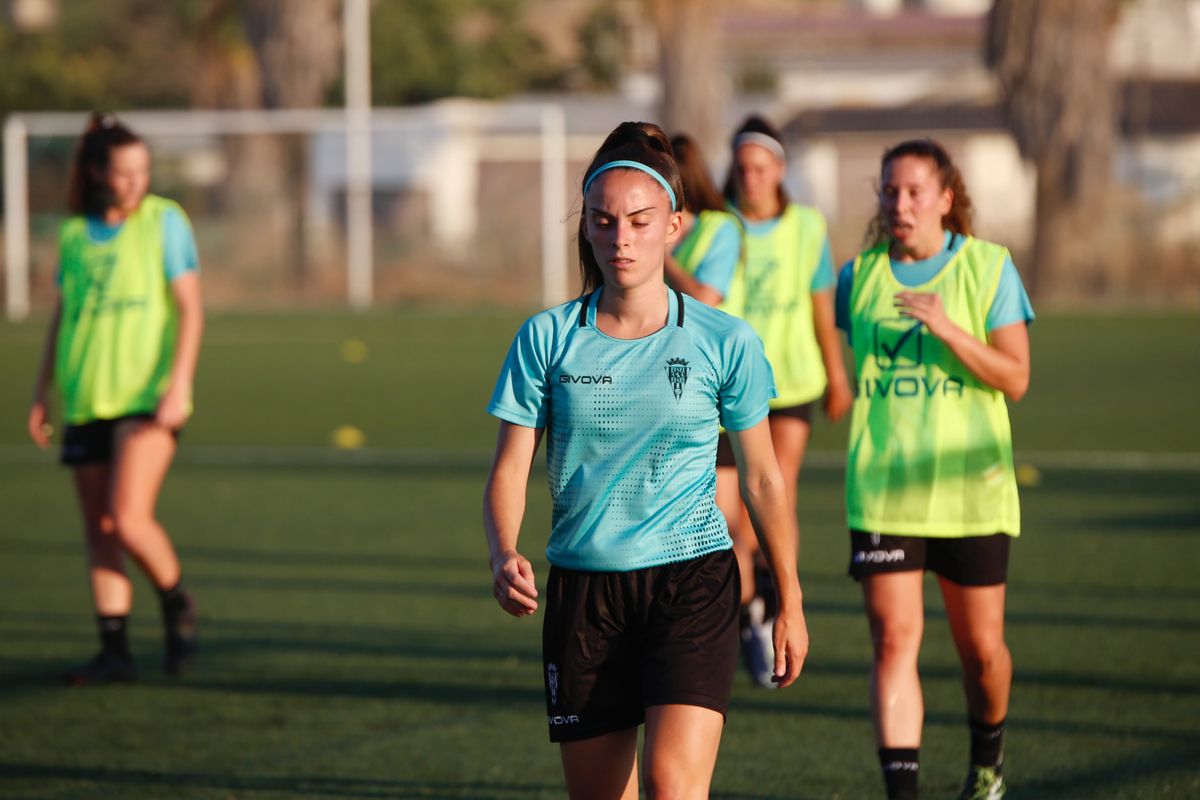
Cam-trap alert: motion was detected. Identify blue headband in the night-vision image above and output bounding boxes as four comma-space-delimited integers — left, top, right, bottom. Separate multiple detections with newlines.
583, 160, 678, 211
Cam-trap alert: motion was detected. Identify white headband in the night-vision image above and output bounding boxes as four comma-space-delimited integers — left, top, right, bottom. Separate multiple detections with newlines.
733, 131, 786, 162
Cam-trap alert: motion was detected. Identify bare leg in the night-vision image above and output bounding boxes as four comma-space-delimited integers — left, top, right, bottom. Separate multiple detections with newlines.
716, 465, 755, 604
559, 727, 639, 800
71, 464, 128, 616
642, 704, 725, 800
110, 418, 181, 591
862, 571, 926, 748
938, 578, 1012, 725
767, 414, 812, 519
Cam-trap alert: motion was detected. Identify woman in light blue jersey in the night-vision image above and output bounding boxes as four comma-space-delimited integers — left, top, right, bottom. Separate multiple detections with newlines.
836, 139, 1034, 800
719, 115, 853, 688
484, 122, 809, 799
26, 113, 203, 685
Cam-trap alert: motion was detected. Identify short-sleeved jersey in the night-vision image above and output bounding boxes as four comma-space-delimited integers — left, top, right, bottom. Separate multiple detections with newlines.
58, 205, 199, 286
836, 231, 1034, 341
488, 288, 777, 572
673, 212, 741, 297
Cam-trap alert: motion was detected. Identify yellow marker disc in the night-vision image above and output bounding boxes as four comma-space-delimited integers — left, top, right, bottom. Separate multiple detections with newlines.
331, 425, 366, 449
1015, 463, 1042, 488
341, 339, 368, 364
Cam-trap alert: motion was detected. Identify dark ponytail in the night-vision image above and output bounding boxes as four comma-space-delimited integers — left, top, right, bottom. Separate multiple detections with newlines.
670, 133, 724, 214
67, 112, 143, 216
577, 121, 683, 294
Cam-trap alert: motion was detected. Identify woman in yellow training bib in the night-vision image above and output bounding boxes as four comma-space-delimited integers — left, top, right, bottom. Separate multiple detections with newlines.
836, 139, 1034, 800
720, 116, 853, 688
27, 113, 205, 685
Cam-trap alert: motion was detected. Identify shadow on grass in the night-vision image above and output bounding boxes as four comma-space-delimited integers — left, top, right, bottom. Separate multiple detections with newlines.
0, 763, 558, 799
1014, 742, 1200, 799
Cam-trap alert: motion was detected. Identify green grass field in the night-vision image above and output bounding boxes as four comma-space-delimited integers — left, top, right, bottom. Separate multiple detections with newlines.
0, 311, 1197, 799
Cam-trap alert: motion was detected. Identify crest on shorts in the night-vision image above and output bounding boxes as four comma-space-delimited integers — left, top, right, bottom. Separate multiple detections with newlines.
547, 663, 559, 706
665, 358, 690, 402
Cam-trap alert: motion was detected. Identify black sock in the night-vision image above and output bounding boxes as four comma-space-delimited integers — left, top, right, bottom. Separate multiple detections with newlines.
97, 615, 130, 658
878, 747, 919, 800
158, 580, 187, 617
753, 561, 778, 619
969, 717, 1006, 769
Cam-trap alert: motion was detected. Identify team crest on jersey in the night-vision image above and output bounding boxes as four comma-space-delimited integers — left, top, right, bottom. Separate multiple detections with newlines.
665, 358, 690, 401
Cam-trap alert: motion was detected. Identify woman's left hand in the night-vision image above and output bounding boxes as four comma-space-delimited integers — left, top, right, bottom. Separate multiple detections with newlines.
770, 601, 809, 689
894, 291, 952, 339
823, 378, 853, 422
155, 383, 191, 430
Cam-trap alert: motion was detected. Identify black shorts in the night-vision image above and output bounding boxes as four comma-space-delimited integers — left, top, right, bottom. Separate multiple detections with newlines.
715, 403, 815, 467
848, 530, 1012, 587
60, 414, 177, 466
542, 549, 740, 743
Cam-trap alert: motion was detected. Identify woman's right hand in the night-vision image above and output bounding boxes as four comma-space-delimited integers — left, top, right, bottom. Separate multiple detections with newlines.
27, 397, 52, 449
491, 549, 539, 617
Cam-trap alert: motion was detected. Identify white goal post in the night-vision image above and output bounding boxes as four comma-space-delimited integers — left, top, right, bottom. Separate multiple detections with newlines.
3, 102, 568, 320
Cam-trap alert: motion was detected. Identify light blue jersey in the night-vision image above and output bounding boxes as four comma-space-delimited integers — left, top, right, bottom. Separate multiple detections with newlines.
488, 288, 777, 572
676, 215, 741, 296
835, 231, 1034, 341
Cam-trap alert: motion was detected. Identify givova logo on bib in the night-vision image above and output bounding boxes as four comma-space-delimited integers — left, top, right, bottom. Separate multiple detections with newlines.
873, 317, 923, 369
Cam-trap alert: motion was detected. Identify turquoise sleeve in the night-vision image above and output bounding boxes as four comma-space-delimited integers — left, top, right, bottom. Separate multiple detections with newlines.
986, 255, 1036, 330
835, 260, 855, 339
718, 324, 778, 431
691, 220, 740, 296
487, 316, 552, 428
811, 236, 835, 291
162, 207, 200, 282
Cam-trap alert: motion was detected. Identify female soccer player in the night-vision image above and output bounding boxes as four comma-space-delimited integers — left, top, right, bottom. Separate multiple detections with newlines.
720, 115, 853, 687
662, 133, 741, 309
835, 138, 1034, 800
484, 121, 809, 799
27, 112, 204, 685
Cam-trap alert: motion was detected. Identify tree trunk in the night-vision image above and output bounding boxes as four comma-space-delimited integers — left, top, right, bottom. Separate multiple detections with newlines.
650, 0, 725, 156
987, 0, 1119, 300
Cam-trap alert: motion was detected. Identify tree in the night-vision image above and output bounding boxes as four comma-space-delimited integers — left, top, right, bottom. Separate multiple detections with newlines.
986, 0, 1123, 299
649, 0, 725, 155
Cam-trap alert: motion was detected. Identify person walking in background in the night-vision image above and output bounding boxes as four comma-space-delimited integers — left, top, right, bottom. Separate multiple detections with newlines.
721, 115, 853, 688
836, 138, 1034, 800
663, 133, 742, 309
483, 121, 808, 799
27, 112, 204, 685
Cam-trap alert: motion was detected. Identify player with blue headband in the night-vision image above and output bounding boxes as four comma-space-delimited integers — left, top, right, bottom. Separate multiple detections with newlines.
484, 121, 811, 799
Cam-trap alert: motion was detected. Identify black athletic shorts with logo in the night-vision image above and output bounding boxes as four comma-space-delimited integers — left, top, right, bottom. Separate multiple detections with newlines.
60, 414, 178, 466
715, 402, 815, 467
542, 548, 740, 743
848, 530, 1012, 586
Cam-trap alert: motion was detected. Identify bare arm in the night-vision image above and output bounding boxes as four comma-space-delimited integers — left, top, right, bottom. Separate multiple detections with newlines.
664, 253, 723, 307
812, 289, 852, 421
895, 291, 1030, 401
27, 297, 63, 448
156, 272, 205, 429
728, 419, 809, 687
483, 421, 544, 617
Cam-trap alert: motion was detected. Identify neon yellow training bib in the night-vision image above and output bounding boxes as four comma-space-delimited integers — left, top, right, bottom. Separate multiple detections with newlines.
724, 204, 827, 407
55, 194, 184, 424
672, 209, 741, 315
846, 236, 1021, 537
